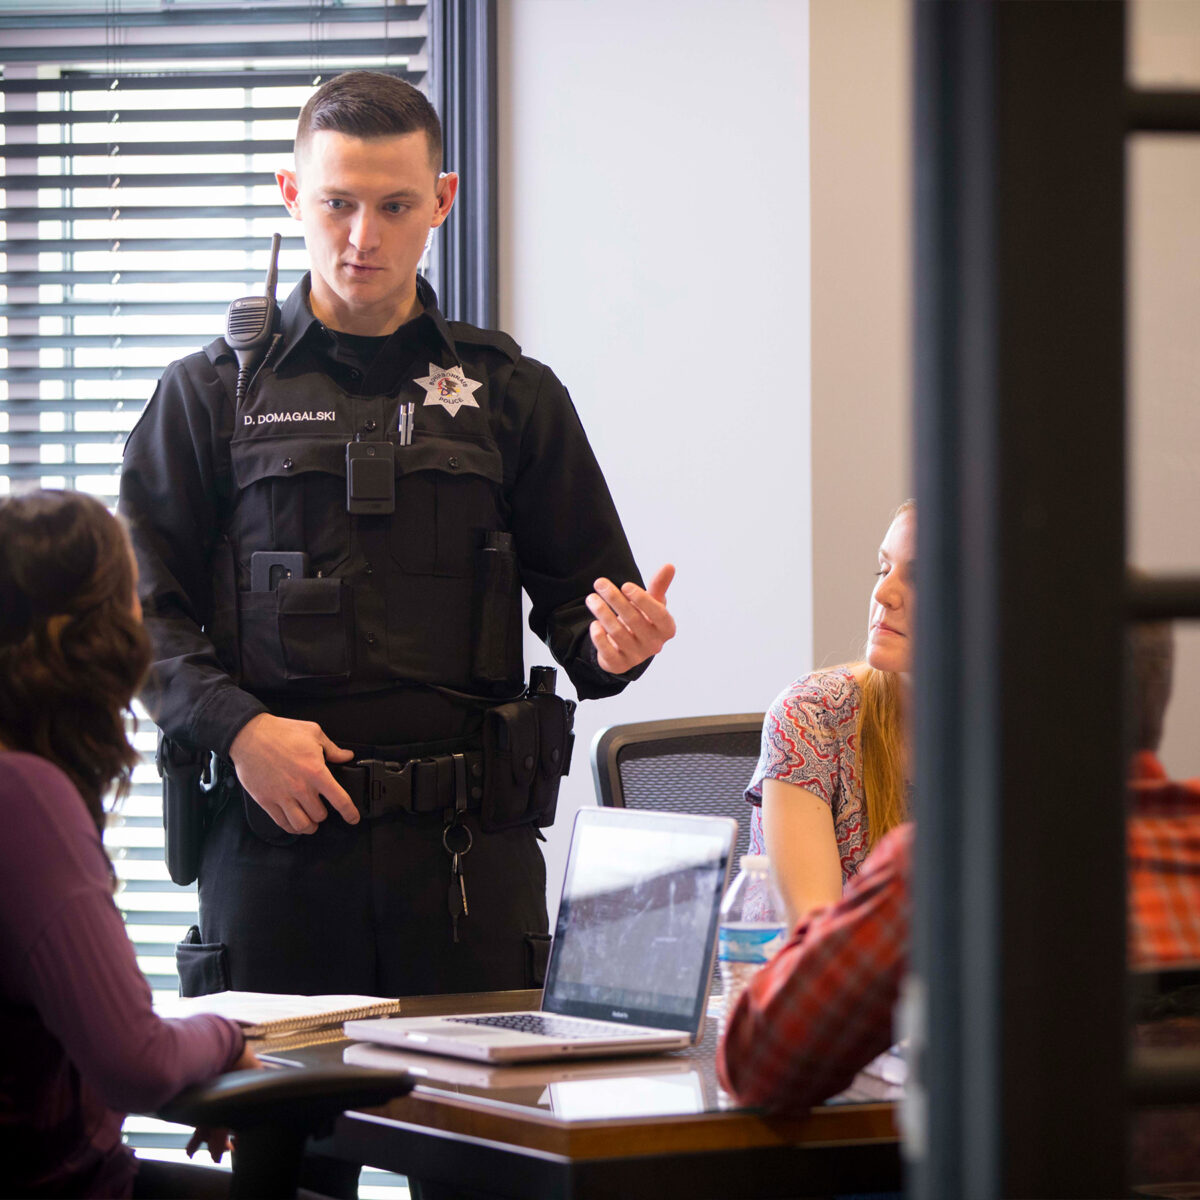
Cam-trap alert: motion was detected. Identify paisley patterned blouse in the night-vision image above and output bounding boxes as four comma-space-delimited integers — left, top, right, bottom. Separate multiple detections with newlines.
745, 667, 869, 882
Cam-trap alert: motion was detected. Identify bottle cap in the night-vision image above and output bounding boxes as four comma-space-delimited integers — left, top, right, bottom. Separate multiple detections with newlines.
740, 853, 769, 871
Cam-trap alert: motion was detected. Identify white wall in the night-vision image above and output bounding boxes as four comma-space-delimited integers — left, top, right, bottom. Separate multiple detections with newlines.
496, 0, 812, 906
803, 0, 1200, 776
492, 0, 1200, 923
1129, 0, 1200, 777
809, 0, 912, 668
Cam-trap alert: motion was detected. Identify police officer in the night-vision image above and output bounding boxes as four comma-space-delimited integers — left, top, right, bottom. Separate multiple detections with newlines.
119, 71, 675, 999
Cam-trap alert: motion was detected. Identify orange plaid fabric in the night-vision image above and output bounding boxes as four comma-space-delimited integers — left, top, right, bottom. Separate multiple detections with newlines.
716, 823, 912, 1111
718, 758, 1200, 1113
1128, 753, 1200, 969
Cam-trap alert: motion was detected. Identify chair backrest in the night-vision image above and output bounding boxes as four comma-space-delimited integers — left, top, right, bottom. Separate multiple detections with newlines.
590, 714, 765, 869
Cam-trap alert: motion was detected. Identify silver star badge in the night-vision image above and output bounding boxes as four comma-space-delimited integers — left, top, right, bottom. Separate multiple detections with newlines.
413, 363, 483, 418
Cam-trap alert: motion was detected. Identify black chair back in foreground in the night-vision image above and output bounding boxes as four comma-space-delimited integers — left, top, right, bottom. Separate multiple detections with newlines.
157, 1065, 414, 1199
590, 713, 765, 868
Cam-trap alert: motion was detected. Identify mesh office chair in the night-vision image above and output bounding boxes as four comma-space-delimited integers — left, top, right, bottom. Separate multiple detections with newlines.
590, 714, 765, 868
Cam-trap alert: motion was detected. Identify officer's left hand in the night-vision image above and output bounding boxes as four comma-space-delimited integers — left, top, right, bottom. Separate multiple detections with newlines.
587, 563, 676, 675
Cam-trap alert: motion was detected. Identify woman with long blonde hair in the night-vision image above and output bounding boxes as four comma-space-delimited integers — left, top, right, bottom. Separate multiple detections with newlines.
745, 502, 913, 925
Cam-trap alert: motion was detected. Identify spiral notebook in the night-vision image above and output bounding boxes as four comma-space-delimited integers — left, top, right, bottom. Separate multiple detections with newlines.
156, 991, 402, 1039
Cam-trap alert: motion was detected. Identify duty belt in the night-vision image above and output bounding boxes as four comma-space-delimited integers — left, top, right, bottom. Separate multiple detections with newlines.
329, 750, 485, 820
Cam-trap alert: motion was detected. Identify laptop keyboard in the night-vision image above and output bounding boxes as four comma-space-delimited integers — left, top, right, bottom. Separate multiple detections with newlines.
444, 1013, 641, 1040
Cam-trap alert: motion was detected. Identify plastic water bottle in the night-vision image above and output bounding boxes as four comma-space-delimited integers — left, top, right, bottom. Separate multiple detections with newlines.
717, 854, 787, 1029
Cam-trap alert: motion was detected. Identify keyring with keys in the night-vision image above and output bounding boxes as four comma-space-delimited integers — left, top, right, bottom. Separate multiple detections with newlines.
443, 821, 473, 942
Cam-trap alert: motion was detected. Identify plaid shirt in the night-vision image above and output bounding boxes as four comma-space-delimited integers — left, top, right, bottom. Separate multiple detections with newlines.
1127, 752, 1200, 969
718, 758, 1200, 1112
717, 822, 913, 1111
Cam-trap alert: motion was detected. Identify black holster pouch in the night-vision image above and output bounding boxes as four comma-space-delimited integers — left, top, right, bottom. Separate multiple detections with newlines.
175, 924, 230, 997
480, 667, 575, 833
157, 733, 212, 887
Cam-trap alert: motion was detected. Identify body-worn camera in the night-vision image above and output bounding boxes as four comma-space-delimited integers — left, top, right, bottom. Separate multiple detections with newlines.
346, 440, 396, 514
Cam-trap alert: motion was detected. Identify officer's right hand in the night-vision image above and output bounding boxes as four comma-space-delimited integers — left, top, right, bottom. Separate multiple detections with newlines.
228, 713, 358, 834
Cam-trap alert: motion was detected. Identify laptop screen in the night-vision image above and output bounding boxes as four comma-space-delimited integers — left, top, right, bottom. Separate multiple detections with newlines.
542, 808, 736, 1032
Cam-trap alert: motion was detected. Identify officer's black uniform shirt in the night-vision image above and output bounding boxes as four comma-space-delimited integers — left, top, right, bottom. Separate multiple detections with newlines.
120, 275, 647, 757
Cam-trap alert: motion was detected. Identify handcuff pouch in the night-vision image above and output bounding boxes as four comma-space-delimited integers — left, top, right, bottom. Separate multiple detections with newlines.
481, 692, 575, 832
481, 701, 539, 832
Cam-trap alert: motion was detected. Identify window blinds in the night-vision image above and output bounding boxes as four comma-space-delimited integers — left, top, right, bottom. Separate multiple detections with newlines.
1, 0, 429, 501
1, 5, 429, 1188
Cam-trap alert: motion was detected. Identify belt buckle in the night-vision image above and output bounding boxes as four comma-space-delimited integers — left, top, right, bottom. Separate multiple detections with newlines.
357, 757, 412, 818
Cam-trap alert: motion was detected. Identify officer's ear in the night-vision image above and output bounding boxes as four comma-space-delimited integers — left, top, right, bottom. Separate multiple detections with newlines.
277, 168, 303, 220
430, 171, 458, 230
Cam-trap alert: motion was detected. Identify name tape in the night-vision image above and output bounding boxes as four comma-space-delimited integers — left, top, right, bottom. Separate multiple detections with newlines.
243, 411, 337, 425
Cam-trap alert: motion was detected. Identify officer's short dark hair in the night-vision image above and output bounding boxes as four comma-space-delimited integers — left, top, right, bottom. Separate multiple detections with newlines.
295, 70, 443, 172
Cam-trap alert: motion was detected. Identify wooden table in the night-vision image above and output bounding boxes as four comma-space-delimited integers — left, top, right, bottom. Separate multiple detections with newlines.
268, 990, 902, 1200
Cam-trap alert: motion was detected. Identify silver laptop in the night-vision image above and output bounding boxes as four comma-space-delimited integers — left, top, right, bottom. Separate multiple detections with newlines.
345, 807, 736, 1062
340, 1038, 698, 1090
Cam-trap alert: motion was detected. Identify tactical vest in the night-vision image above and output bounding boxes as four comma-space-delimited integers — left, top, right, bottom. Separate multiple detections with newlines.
204, 339, 525, 700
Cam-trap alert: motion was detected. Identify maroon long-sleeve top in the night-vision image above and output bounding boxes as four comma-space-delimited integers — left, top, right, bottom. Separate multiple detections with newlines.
0, 751, 243, 1197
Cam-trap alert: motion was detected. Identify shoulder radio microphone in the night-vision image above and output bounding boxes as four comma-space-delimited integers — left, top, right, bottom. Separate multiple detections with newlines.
225, 232, 282, 405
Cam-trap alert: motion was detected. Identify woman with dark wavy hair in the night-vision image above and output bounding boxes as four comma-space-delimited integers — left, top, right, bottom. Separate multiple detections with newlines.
0, 490, 253, 1198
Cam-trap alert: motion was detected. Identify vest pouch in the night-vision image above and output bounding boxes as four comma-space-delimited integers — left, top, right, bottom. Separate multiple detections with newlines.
237, 577, 352, 691
228, 430, 353, 592
238, 589, 287, 690
391, 436, 505, 578
277, 576, 353, 680
481, 700, 540, 832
